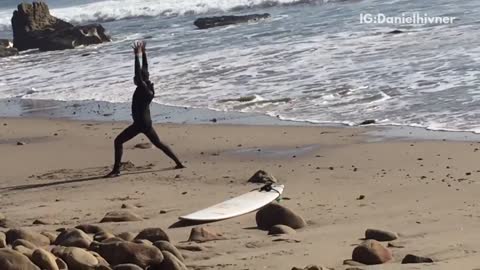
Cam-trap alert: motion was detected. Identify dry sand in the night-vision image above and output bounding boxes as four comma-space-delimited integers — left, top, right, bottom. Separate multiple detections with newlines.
2, 117, 480, 269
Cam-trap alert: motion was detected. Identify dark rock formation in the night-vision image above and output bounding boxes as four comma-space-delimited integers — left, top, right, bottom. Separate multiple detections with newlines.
0, 249, 40, 270
359, 120, 376, 125
387, 30, 404, 35
90, 241, 164, 268
364, 229, 398, 242
248, 170, 278, 184
11, 2, 110, 51
194, 13, 271, 29
0, 39, 18, 57
256, 202, 306, 230
401, 254, 434, 264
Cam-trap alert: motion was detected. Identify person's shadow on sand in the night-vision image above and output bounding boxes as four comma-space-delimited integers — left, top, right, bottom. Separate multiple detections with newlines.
0, 166, 174, 193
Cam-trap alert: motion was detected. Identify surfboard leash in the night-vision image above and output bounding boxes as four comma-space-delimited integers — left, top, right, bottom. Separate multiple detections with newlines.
258, 183, 283, 202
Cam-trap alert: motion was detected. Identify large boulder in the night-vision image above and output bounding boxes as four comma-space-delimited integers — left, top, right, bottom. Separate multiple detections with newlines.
133, 239, 153, 245
94, 231, 116, 242
352, 240, 393, 265
91, 251, 111, 268
91, 241, 164, 268
0, 248, 40, 270
41, 232, 58, 243
0, 232, 6, 248
31, 248, 60, 270
102, 237, 125, 244
54, 228, 93, 248
36, 24, 110, 51
51, 246, 102, 270
6, 228, 51, 247
117, 232, 135, 242
194, 13, 271, 29
12, 239, 38, 249
256, 203, 306, 230
56, 258, 68, 270
13, 245, 35, 259
153, 241, 184, 262
11, 2, 110, 51
135, 228, 170, 243
152, 251, 187, 270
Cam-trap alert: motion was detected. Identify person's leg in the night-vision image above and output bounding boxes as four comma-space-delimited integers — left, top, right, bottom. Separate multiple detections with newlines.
105, 125, 140, 177
144, 127, 185, 169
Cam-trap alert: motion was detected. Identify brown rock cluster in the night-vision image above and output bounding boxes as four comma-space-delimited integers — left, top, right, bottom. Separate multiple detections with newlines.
297, 228, 434, 268
346, 228, 433, 266
0, 222, 187, 270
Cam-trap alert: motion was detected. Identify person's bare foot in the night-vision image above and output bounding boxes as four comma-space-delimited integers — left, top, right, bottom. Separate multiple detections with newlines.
175, 164, 186, 169
104, 170, 120, 178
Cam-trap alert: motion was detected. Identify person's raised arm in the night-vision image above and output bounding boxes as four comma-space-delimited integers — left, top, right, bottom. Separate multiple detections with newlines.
141, 41, 149, 80
133, 41, 142, 80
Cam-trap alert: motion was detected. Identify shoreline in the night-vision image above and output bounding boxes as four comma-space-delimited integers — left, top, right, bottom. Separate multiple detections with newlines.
3, 97, 480, 143
0, 98, 314, 126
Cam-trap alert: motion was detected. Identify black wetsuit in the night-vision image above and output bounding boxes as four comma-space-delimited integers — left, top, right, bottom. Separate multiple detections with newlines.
108, 51, 183, 175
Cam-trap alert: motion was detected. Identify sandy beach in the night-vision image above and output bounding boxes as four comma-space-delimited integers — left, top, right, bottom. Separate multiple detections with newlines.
2, 116, 480, 269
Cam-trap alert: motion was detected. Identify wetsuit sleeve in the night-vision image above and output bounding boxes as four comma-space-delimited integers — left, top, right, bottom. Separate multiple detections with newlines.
142, 51, 149, 79
134, 54, 142, 80
134, 54, 148, 88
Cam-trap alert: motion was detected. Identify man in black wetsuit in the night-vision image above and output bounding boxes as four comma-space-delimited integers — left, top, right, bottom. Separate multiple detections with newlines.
105, 41, 185, 177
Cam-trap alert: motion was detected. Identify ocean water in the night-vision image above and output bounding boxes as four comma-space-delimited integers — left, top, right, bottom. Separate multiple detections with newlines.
0, 0, 479, 132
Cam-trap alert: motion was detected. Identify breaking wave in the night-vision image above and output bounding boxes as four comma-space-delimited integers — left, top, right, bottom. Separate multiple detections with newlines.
0, 0, 329, 30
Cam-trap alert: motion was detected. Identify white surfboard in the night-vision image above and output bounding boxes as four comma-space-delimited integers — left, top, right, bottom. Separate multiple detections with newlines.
179, 184, 284, 221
